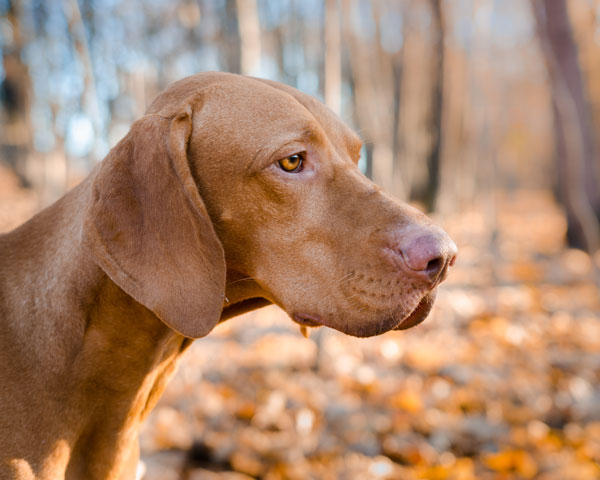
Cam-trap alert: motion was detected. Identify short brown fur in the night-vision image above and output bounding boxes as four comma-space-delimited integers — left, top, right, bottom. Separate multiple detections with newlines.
0, 72, 454, 479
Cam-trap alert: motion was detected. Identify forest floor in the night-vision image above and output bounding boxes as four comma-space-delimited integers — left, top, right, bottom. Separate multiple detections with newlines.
1, 164, 599, 480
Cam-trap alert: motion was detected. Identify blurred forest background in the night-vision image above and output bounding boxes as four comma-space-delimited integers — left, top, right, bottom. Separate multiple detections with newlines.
1, 0, 600, 479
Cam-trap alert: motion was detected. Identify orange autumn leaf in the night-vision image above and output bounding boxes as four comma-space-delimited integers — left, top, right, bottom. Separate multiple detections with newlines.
483, 450, 538, 478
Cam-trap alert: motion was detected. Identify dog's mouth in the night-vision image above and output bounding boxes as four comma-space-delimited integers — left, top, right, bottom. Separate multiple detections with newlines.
393, 289, 436, 330
293, 313, 322, 327
293, 289, 437, 335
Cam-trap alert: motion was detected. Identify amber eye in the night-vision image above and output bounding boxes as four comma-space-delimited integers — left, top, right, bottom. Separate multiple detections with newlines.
277, 153, 304, 173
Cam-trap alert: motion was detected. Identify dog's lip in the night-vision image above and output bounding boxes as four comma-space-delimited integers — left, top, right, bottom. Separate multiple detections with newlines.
293, 289, 436, 332
293, 313, 322, 327
394, 289, 437, 330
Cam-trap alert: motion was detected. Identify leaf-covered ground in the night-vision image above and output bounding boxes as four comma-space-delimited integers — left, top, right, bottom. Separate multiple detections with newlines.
1, 168, 598, 479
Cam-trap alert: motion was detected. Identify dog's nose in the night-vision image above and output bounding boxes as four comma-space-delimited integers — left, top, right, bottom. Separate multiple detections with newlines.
391, 227, 457, 285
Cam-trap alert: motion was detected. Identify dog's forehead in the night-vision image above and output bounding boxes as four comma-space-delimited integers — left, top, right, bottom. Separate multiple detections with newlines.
148, 72, 310, 121
254, 78, 362, 154
147, 73, 361, 157
202, 80, 318, 127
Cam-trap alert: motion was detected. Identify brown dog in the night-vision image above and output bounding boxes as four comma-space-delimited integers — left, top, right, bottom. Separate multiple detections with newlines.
0, 72, 456, 479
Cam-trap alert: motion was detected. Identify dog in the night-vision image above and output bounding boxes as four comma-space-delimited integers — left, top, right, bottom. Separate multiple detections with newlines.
0, 72, 456, 479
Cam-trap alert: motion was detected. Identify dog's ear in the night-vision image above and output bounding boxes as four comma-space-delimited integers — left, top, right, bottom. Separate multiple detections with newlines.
82, 104, 226, 338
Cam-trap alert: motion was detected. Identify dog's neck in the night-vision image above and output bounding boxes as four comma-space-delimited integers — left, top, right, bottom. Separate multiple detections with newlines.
0, 180, 272, 479
65, 276, 187, 479
0, 181, 188, 478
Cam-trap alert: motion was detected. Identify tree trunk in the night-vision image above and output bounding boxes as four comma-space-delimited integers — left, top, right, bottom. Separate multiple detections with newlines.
236, 0, 261, 75
0, 0, 32, 186
324, 0, 341, 115
343, 0, 397, 196
64, 0, 102, 165
532, 0, 600, 254
423, 0, 444, 211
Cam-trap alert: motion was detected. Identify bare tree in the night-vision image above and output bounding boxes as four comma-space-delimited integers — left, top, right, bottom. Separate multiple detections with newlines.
324, 0, 341, 115
423, 0, 444, 211
64, 0, 102, 163
394, 1, 438, 203
236, 0, 261, 75
533, 0, 600, 254
0, 0, 32, 186
343, 0, 397, 196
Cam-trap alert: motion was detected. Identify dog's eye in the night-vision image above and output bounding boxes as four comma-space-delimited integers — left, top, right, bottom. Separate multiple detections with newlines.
277, 153, 304, 173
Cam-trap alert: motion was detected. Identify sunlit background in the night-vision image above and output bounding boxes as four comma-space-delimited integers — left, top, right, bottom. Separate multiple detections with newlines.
1, 1, 600, 479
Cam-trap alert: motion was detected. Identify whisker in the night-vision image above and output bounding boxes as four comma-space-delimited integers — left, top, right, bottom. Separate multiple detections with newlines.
337, 271, 356, 286
314, 270, 356, 297
225, 276, 256, 287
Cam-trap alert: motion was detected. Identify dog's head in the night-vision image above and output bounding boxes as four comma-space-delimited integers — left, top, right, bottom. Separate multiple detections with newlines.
83, 72, 456, 338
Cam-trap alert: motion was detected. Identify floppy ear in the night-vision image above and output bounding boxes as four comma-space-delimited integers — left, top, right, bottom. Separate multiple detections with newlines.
82, 105, 226, 338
